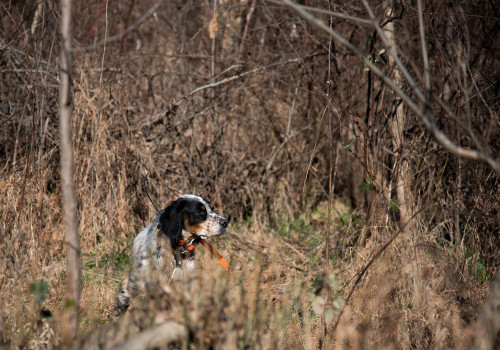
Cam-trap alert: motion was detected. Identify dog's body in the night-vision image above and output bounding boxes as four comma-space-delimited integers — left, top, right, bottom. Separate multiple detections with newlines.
115, 194, 228, 317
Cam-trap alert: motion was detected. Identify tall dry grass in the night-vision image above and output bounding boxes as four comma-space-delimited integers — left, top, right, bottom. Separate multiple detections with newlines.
1, 0, 499, 348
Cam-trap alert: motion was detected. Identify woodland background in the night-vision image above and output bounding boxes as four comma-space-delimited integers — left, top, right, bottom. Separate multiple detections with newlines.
0, 0, 499, 348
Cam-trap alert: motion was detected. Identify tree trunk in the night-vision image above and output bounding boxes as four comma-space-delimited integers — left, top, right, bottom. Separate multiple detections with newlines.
59, 0, 81, 344
385, 4, 413, 233
473, 268, 500, 350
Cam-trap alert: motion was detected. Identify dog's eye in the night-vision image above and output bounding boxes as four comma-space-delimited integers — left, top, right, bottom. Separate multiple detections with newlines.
196, 209, 205, 215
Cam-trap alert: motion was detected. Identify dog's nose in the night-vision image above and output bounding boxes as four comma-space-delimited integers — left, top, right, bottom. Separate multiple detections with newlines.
220, 218, 228, 228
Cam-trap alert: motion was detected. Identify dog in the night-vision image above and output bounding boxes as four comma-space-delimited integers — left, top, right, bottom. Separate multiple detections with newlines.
114, 194, 228, 317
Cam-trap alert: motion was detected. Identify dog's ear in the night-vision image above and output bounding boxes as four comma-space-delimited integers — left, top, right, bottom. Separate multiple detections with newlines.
159, 199, 185, 248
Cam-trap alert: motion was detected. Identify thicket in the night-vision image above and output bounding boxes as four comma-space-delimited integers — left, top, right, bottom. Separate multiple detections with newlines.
1, 0, 498, 348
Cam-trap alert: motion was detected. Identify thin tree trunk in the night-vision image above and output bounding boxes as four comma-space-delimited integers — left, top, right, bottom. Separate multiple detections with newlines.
385, 5, 412, 232
59, 0, 81, 344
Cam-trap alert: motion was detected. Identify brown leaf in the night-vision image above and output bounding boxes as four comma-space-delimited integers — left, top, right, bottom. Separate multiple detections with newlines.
208, 11, 219, 39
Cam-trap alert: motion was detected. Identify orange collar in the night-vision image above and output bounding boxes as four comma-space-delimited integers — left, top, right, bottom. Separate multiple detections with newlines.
178, 238, 228, 269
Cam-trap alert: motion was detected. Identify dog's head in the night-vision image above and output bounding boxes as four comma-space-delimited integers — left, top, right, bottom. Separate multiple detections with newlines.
159, 194, 228, 248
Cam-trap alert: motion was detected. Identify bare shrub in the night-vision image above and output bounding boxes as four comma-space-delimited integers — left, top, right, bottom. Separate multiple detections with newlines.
0, 0, 498, 348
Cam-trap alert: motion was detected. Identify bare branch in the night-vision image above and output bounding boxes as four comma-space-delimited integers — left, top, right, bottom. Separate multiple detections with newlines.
278, 0, 422, 118
279, 2, 373, 25
175, 54, 323, 104
417, 0, 431, 95
360, 0, 426, 103
277, 0, 500, 174
71, 0, 163, 52
239, 0, 257, 55
266, 124, 311, 172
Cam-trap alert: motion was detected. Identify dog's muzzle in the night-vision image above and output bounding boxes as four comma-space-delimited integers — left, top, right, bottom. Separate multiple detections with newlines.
216, 215, 229, 235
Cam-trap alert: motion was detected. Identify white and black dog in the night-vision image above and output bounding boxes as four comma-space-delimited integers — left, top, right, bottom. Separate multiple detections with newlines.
115, 194, 228, 317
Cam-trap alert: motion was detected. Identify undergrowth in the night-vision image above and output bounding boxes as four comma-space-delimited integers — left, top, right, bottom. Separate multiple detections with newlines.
1, 0, 498, 348
0, 177, 489, 348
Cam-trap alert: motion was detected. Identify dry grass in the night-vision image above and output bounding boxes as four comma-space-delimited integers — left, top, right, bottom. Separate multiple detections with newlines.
1, 0, 498, 348
0, 170, 489, 348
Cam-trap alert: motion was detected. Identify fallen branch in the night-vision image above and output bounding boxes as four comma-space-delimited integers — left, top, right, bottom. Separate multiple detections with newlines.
110, 321, 187, 350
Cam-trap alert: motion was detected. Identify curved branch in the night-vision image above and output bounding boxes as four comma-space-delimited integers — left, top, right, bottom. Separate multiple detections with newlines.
277, 0, 500, 174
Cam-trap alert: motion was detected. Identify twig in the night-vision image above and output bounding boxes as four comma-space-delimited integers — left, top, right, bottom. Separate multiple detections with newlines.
286, 81, 300, 135
78, 0, 108, 50
360, 0, 426, 103
71, 0, 163, 52
331, 196, 443, 335
265, 2, 325, 96
277, 0, 500, 174
91, 0, 109, 270
239, 0, 257, 56
210, 0, 217, 78
274, 2, 373, 25
266, 124, 311, 172
417, 0, 431, 97
281, 237, 307, 261
81, 269, 122, 282
174, 53, 324, 105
